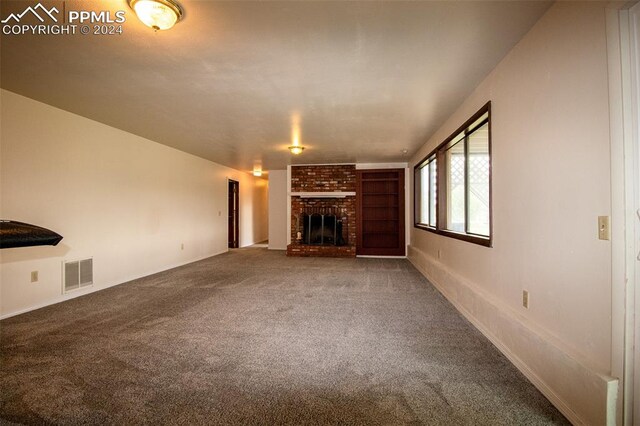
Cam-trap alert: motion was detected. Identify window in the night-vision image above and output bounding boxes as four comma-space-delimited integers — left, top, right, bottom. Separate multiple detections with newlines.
414, 154, 437, 228
414, 102, 491, 247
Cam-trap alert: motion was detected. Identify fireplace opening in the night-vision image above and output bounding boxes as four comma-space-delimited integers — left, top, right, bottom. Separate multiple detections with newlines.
300, 211, 346, 246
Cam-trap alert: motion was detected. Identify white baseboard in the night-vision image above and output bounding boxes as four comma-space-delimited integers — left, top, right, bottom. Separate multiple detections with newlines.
240, 239, 269, 248
356, 255, 407, 259
0, 250, 227, 320
407, 244, 617, 426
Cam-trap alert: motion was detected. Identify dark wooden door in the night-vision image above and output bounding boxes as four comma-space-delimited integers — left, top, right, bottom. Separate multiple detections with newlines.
228, 180, 239, 248
356, 169, 405, 256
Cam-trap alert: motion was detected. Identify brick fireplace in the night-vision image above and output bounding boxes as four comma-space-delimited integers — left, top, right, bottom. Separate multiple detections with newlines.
287, 165, 357, 257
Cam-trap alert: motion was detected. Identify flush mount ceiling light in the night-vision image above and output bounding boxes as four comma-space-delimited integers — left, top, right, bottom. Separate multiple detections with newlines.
129, 0, 183, 31
288, 112, 305, 155
288, 145, 305, 155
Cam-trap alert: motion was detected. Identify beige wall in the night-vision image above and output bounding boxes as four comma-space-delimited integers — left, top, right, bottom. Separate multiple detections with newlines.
0, 89, 268, 318
408, 2, 616, 424
268, 170, 288, 250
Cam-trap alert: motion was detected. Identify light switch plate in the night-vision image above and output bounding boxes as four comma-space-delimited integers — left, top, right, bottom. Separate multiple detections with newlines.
598, 216, 610, 240
31, 271, 39, 283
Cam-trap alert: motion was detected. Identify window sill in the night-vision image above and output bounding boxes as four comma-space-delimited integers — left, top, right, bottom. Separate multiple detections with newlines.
414, 224, 492, 248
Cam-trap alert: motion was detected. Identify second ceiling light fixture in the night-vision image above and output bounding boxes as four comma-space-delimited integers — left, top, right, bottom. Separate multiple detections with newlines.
129, 0, 183, 31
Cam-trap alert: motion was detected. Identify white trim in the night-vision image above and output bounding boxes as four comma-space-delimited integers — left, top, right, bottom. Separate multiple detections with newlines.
621, 8, 638, 423
355, 162, 408, 169
628, 3, 640, 424
607, 9, 629, 424
239, 240, 265, 248
357, 255, 407, 259
607, 4, 640, 424
608, 380, 620, 426
286, 165, 292, 246
405, 166, 410, 255
0, 250, 227, 320
289, 191, 355, 198
290, 162, 354, 166
290, 162, 409, 169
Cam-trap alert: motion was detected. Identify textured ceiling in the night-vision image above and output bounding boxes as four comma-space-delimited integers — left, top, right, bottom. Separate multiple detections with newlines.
0, 0, 552, 173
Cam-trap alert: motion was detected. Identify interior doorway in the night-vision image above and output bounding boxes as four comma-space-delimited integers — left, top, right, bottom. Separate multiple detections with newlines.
228, 179, 239, 248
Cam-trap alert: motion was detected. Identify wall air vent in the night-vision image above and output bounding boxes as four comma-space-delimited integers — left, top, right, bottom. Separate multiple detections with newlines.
63, 258, 93, 293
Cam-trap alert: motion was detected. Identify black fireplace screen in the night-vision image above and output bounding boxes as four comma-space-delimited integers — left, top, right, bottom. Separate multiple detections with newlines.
298, 209, 346, 246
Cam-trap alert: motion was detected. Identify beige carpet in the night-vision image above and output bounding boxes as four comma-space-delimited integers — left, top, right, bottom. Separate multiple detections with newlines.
0, 248, 568, 425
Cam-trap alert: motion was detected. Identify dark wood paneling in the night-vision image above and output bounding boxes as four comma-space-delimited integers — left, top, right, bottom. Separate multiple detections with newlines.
356, 169, 405, 256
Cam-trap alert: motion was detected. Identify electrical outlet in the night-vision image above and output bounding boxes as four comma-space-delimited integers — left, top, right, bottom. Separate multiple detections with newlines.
31, 271, 39, 283
598, 216, 610, 240
522, 290, 529, 309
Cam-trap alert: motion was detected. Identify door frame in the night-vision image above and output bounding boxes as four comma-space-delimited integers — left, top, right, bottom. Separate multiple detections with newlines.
228, 179, 239, 249
356, 168, 406, 256
607, 2, 640, 424
629, 3, 640, 423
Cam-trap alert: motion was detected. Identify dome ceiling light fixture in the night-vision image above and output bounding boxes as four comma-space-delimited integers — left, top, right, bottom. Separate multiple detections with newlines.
129, 0, 184, 31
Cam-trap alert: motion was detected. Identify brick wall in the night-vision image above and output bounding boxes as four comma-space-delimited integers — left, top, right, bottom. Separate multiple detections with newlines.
291, 165, 356, 192
288, 164, 356, 257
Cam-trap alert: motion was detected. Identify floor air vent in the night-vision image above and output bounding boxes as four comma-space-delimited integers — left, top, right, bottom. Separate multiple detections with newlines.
63, 258, 93, 293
